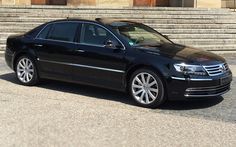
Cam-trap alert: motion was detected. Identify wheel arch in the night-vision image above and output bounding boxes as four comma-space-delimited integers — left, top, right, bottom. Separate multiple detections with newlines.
125, 64, 168, 93
13, 50, 38, 71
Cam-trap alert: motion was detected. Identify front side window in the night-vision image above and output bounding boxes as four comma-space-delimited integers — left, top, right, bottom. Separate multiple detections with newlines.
80, 23, 117, 46
111, 22, 172, 46
47, 22, 79, 42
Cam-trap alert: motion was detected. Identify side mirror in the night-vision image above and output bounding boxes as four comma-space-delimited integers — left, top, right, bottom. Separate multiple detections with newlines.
104, 40, 123, 50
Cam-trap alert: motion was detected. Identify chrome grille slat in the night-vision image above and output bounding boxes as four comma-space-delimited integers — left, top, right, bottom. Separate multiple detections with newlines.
203, 63, 229, 76
206, 67, 222, 71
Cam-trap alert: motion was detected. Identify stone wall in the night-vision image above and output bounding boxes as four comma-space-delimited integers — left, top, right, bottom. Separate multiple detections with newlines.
0, 0, 223, 8
222, 0, 236, 8
2, 0, 15, 5
68, 0, 96, 6
97, 0, 131, 7
2, 0, 30, 5
196, 0, 221, 8
16, 0, 31, 5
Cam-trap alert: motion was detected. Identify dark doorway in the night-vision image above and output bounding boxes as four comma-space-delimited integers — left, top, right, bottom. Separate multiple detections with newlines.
133, 0, 156, 7
31, 0, 47, 5
31, 0, 67, 5
48, 0, 67, 5
133, 0, 170, 7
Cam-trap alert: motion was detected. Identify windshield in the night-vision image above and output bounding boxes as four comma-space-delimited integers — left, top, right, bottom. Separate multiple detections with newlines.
111, 22, 172, 46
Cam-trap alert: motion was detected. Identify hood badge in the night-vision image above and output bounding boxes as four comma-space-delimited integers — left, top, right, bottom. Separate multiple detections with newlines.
219, 64, 226, 72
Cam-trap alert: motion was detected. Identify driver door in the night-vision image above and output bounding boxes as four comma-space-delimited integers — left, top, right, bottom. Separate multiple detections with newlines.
70, 23, 127, 90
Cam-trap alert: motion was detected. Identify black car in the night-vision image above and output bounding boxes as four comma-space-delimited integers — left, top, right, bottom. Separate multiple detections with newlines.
5, 18, 232, 108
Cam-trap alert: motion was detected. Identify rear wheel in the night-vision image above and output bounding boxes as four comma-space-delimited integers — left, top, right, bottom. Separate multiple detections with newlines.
129, 69, 166, 108
15, 56, 39, 86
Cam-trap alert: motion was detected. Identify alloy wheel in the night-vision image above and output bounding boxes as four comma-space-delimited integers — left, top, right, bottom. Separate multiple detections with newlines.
131, 72, 159, 104
16, 58, 34, 83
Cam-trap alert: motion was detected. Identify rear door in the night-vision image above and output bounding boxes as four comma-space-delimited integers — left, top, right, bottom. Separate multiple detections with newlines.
34, 22, 81, 80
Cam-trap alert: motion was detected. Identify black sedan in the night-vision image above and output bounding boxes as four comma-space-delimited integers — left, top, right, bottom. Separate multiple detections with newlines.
5, 18, 232, 108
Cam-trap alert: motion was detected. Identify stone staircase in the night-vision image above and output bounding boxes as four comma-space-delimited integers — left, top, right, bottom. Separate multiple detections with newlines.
0, 6, 236, 54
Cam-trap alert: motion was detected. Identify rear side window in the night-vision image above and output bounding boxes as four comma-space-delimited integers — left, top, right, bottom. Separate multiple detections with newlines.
48, 22, 79, 42
37, 22, 80, 42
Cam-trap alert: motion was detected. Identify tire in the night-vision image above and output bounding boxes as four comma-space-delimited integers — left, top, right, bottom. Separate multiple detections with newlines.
15, 55, 39, 86
129, 68, 166, 108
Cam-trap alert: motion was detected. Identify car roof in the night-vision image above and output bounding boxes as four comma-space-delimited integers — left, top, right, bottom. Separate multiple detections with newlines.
47, 18, 139, 26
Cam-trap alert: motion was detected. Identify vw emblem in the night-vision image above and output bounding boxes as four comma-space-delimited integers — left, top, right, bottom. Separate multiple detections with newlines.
220, 64, 226, 72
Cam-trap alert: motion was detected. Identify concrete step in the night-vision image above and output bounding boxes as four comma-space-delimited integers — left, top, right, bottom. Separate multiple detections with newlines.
2, 22, 236, 30
3, 26, 236, 34
192, 45, 236, 51
0, 45, 5, 51
167, 34, 236, 39
0, 10, 234, 15
158, 29, 236, 34
0, 33, 20, 38
2, 18, 236, 25
173, 39, 236, 45
149, 24, 236, 29
16, 12, 236, 19
0, 6, 230, 10
0, 39, 6, 44
0, 6, 235, 52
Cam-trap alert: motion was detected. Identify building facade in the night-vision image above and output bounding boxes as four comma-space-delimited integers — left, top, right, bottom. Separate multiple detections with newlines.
0, 0, 234, 8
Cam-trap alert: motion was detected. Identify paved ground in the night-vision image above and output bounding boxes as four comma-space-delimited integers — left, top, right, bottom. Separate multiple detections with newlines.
0, 56, 235, 147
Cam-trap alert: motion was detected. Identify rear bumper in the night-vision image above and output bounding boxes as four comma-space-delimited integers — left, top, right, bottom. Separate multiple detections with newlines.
167, 73, 232, 100
5, 50, 14, 70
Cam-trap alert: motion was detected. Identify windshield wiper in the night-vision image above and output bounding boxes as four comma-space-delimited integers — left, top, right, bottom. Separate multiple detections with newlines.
134, 42, 163, 47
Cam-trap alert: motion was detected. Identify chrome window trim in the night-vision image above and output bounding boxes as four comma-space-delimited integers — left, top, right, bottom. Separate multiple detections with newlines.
35, 20, 126, 50
171, 76, 213, 81
37, 58, 125, 73
36, 38, 79, 45
36, 38, 106, 48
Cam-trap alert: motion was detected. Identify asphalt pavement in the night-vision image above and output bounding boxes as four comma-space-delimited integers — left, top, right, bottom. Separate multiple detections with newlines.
0, 56, 235, 147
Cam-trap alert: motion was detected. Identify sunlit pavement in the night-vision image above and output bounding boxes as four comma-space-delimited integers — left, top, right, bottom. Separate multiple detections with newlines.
0, 56, 235, 146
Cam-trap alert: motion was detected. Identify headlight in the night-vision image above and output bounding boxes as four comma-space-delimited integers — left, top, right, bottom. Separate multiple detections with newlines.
174, 63, 207, 76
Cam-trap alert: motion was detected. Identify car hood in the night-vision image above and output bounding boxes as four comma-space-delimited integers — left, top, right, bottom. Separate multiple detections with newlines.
135, 43, 225, 65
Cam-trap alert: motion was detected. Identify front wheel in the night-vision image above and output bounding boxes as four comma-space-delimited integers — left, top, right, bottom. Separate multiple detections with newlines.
129, 69, 166, 108
15, 56, 39, 86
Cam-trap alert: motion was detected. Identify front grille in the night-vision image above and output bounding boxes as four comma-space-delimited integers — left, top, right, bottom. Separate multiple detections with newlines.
203, 63, 229, 76
185, 83, 230, 97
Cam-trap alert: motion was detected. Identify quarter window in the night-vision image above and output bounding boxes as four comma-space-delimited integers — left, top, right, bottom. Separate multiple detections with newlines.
81, 23, 117, 46
37, 24, 52, 39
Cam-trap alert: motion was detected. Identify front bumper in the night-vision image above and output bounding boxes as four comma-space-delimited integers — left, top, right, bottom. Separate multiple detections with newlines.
184, 83, 230, 97
167, 73, 232, 100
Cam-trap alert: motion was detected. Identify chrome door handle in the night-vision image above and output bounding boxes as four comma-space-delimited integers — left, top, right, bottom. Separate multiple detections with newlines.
34, 44, 43, 47
75, 49, 85, 53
